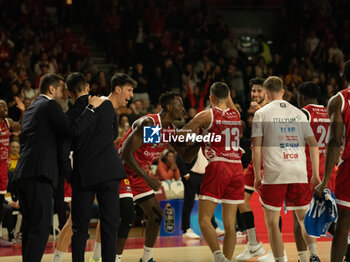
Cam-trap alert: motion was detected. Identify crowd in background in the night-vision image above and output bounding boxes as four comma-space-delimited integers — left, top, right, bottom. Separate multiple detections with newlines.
1, 0, 350, 199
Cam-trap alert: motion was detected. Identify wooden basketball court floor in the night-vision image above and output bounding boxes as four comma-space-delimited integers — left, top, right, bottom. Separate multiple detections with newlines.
0, 236, 333, 261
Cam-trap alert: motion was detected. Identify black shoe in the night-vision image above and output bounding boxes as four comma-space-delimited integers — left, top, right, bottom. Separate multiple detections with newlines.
310, 254, 321, 262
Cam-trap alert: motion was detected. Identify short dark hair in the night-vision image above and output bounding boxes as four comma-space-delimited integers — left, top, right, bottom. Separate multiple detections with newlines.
159, 91, 179, 110
298, 81, 320, 100
343, 60, 350, 82
249, 77, 265, 88
119, 113, 129, 122
66, 72, 87, 95
210, 82, 229, 99
263, 76, 283, 92
110, 73, 137, 93
39, 74, 65, 94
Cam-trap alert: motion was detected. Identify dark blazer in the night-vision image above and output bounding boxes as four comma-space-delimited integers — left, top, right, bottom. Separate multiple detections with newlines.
67, 95, 126, 188
14, 95, 95, 187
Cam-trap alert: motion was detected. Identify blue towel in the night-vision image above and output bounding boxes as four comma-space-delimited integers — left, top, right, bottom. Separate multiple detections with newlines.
304, 188, 338, 237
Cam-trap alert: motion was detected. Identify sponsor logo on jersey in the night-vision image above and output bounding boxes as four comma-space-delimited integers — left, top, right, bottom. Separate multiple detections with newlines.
280, 126, 296, 133
280, 142, 299, 148
283, 152, 299, 160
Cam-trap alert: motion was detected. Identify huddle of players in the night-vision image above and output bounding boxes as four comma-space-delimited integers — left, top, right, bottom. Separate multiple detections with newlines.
55, 65, 350, 262
236, 72, 350, 262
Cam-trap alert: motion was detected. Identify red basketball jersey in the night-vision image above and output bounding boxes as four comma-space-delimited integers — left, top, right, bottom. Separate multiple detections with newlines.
117, 114, 175, 174
0, 119, 10, 162
339, 89, 350, 161
202, 107, 242, 163
303, 104, 330, 178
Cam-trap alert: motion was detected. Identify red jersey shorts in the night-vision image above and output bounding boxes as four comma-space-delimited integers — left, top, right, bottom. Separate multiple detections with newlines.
119, 178, 133, 199
335, 160, 350, 210
64, 181, 72, 202
258, 183, 311, 211
199, 161, 244, 204
244, 163, 255, 191
127, 174, 154, 202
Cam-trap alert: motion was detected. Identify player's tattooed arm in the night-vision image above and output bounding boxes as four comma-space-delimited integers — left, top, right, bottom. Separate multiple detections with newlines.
315, 94, 344, 197
121, 118, 161, 191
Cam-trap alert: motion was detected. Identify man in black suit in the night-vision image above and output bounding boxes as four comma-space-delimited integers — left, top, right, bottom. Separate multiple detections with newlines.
65, 72, 135, 262
13, 74, 103, 262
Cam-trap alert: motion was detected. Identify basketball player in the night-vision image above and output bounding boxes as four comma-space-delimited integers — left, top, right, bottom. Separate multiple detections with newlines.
293, 81, 328, 262
236, 77, 267, 260
180, 82, 243, 262
0, 99, 23, 247
252, 76, 320, 262
315, 60, 350, 262
117, 91, 199, 262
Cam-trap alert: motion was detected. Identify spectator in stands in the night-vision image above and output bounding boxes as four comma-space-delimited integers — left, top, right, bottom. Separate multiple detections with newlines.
128, 100, 144, 124
155, 151, 180, 183
8, 140, 20, 173
118, 114, 130, 138
22, 79, 37, 101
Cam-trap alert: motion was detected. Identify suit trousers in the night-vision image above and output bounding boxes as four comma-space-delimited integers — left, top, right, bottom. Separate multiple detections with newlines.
71, 178, 120, 262
181, 172, 217, 233
16, 178, 53, 262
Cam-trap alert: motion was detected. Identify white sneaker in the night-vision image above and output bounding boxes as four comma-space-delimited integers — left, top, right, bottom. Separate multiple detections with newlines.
215, 227, 225, 237
236, 231, 246, 238
236, 242, 265, 260
257, 250, 288, 262
182, 228, 200, 239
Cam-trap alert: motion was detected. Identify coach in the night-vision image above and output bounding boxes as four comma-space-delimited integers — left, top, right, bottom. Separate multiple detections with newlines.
14, 74, 102, 262
65, 72, 133, 262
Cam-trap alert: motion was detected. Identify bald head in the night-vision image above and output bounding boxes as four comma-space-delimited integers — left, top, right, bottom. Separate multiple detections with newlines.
0, 100, 8, 118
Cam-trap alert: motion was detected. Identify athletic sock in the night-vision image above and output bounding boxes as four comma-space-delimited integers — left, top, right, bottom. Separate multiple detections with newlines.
142, 246, 153, 262
213, 250, 225, 262
92, 242, 101, 261
115, 254, 122, 262
240, 211, 259, 245
51, 250, 64, 262
308, 243, 318, 256
275, 256, 285, 262
246, 228, 259, 246
297, 251, 308, 262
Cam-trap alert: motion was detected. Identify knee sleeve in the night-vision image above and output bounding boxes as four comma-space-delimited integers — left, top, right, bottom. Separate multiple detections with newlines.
240, 211, 255, 231
279, 216, 282, 233
118, 198, 136, 238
